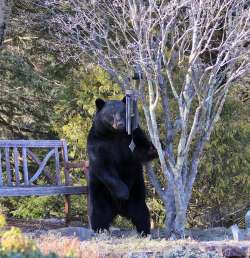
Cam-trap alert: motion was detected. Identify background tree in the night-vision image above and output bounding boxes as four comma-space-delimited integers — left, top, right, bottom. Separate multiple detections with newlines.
0, 51, 59, 138
46, 0, 250, 238
0, 0, 12, 46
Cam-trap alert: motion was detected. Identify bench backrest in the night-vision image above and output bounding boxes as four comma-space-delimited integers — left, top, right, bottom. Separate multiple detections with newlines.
0, 140, 70, 186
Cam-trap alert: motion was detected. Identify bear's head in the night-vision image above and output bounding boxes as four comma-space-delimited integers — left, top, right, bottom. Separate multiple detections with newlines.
94, 98, 126, 133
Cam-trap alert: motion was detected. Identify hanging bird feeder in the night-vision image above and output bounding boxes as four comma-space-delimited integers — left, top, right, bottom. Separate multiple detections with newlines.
125, 89, 139, 135
125, 89, 139, 151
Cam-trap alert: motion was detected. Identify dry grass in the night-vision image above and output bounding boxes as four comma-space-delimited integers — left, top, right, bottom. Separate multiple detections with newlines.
36, 232, 250, 258
37, 233, 98, 258
37, 233, 216, 258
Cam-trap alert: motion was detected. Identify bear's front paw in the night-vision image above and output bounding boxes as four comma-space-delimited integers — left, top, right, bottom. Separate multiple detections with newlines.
148, 144, 158, 159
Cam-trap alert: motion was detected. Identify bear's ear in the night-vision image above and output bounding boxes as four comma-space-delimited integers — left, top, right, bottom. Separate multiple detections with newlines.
122, 96, 126, 103
95, 98, 105, 111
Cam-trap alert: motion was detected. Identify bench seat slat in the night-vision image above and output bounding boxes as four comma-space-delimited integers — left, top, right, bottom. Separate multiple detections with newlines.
0, 140, 63, 148
0, 186, 87, 197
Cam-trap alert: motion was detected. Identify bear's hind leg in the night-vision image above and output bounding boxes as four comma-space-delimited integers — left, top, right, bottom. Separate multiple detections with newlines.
89, 204, 116, 233
89, 190, 117, 233
127, 200, 150, 236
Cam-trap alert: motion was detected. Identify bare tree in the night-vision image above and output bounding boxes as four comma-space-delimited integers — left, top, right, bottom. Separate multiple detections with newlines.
47, 0, 250, 238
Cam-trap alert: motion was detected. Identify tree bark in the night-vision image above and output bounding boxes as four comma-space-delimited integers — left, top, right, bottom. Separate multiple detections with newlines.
173, 204, 187, 238
164, 185, 176, 238
162, 178, 188, 239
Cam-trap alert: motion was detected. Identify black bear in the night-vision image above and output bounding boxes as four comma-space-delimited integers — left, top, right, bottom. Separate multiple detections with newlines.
87, 97, 158, 235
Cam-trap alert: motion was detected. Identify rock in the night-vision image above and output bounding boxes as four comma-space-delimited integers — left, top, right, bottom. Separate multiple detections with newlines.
240, 228, 250, 241
245, 210, 250, 229
110, 226, 121, 231
24, 230, 47, 239
230, 224, 239, 240
187, 226, 250, 241
230, 224, 250, 241
68, 221, 85, 227
40, 218, 65, 225
186, 227, 232, 241
246, 228, 250, 240
47, 227, 95, 241
222, 246, 248, 257
162, 247, 221, 258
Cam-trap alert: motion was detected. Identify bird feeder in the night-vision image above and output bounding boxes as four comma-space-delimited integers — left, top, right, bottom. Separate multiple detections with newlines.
125, 89, 139, 136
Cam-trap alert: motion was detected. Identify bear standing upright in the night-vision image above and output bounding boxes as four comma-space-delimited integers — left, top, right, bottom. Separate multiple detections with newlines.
87, 97, 158, 235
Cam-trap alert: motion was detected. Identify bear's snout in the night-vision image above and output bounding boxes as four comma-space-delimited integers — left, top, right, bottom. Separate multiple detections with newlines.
112, 121, 125, 130
112, 113, 125, 130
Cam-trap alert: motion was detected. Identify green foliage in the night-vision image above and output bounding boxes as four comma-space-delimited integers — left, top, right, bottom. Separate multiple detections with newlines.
3, 196, 64, 219
1, 227, 37, 253
0, 213, 6, 229
113, 215, 134, 229
147, 197, 165, 228
0, 213, 58, 258
0, 195, 88, 223
53, 66, 122, 159
0, 50, 59, 139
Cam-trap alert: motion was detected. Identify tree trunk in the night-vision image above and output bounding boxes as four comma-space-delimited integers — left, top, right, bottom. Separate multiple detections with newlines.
0, 0, 12, 46
173, 205, 187, 238
164, 187, 176, 238
163, 186, 188, 238
0, 0, 6, 46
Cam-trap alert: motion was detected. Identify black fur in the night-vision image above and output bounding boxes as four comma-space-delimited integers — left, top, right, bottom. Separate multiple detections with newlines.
87, 98, 157, 235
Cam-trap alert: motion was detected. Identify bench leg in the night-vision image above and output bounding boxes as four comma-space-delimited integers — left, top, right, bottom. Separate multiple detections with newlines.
64, 194, 71, 226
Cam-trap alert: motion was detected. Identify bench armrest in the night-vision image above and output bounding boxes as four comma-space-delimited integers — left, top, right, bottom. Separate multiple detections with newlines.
64, 161, 89, 185
64, 161, 89, 174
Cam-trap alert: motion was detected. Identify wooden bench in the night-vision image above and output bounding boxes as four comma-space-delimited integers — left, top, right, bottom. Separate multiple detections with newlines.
0, 139, 88, 224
